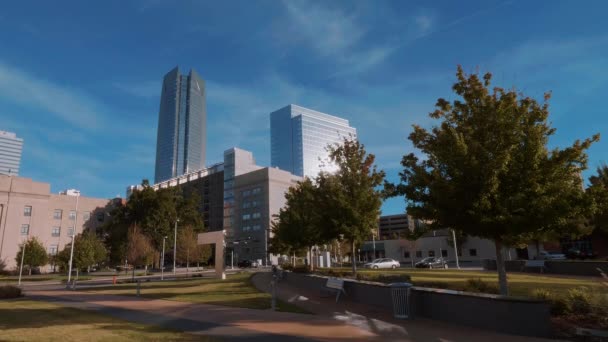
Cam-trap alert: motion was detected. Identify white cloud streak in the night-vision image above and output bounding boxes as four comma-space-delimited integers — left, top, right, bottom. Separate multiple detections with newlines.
0, 61, 103, 129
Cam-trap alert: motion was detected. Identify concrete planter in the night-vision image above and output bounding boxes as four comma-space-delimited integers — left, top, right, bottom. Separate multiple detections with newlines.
283, 271, 551, 338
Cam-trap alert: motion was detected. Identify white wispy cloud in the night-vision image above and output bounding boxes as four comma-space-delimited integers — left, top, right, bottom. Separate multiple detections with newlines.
414, 14, 434, 33
113, 81, 159, 98
0, 61, 103, 129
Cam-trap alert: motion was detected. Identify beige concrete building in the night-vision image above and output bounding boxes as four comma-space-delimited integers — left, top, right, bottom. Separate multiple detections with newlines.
0, 175, 113, 270
233, 167, 301, 264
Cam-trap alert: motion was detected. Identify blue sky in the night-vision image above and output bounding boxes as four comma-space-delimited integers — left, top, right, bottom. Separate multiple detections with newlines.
0, 0, 607, 215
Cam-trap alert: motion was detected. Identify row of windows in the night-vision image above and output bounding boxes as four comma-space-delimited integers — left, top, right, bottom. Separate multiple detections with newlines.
242, 225, 262, 232
242, 201, 259, 209
20, 224, 75, 237
402, 249, 478, 258
241, 187, 262, 197
19, 206, 104, 222
242, 212, 262, 220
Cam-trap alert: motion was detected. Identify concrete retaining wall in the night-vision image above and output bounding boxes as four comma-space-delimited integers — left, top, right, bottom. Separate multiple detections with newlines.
283, 272, 551, 338
483, 259, 608, 277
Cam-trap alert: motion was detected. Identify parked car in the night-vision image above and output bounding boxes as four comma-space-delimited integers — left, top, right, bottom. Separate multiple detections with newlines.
537, 251, 566, 260
237, 260, 259, 268
566, 248, 597, 260
364, 258, 400, 269
415, 257, 449, 269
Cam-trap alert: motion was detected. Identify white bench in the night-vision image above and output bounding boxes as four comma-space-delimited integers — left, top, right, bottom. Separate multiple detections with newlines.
324, 277, 347, 303
523, 260, 546, 273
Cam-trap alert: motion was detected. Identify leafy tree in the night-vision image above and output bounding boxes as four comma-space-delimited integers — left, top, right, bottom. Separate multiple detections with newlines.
176, 225, 199, 272
102, 179, 205, 268
270, 178, 326, 270
317, 137, 385, 275
56, 231, 107, 278
126, 225, 156, 280
386, 66, 599, 295
15, 237, 48, 275
589, 164, 608, 234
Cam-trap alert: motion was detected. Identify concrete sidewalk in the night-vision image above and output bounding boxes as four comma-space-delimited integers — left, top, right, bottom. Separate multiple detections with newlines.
27, 289, 377, 341
251, 272, 561, 342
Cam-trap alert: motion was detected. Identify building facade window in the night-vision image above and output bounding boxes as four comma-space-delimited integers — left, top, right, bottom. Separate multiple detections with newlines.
67, 227, 74, 237
242, 190, 251, 197
252, 212, 261, 219
252, 224, 261, 231
52, 226, 61, 237
252, 187, 262, 195
243, 226, 251, 232
242, 202, 251, 209
24, 206, 32, 216
403, 251, 410, 258
251, 201, 258, 208
428, 250, 435, 257
53, 209, 62, 220
469, 249, 477, 257
21, 224, 29, 236
83, 212, 91, 222
69, 210, 76, 220
96, 212, 105, 223
441, 249, 448, 257
416, 251, 422, 258
49, 245, 58, 255
242, 214, 251, 220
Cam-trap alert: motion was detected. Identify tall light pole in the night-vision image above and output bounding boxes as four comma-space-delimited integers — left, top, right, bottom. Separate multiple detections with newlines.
161, 236, 167, 280
0, 176, 15, 258
67, 190, 80, 285
173, 218, 179, 274
372, 229, 376, 259
18, 238, 27, 286
451, 229, 460, 269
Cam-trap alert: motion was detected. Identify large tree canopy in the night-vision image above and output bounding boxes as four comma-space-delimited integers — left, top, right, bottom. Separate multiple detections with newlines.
589, 164, 608, 234
386, 66, 599, 295
15, 237, 48, 275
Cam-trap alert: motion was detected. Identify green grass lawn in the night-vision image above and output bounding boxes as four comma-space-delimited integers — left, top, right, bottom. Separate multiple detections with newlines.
83, 272, 309, 314
0, 299, 214, 341
323, 267, 605, 297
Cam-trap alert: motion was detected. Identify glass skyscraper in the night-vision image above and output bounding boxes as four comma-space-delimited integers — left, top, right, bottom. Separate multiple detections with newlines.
0, 130, 23, 176
154, 67, 206, 184
270, 104, 356, 178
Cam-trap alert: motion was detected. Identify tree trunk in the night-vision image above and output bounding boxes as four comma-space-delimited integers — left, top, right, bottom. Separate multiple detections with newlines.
351, 241, 357, 275
186, 249, 190, 274
76, 268, 80, 280
495, 239, 509, 296
411, 246, 415, 267
29, 266, 32, 276
132, 266, 135, 282
309, 246, 314, 271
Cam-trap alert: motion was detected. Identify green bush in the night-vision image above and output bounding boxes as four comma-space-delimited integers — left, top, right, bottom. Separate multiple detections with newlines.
356, 273, 412, 284
465, 278, 499, 294
0, 285, 22, 299
412, 281, 452, 289
531, 289, 568, 315
566, 287, 592, 315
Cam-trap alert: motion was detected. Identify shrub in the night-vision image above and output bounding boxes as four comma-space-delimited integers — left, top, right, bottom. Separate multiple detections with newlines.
0, 285, 22, 299
412, 281, 452, 289
465, 278, 499, 294
0, 259, 7, 275
566, 287, 592, 315
531, 289, 568, 315
356, 273, 412, 284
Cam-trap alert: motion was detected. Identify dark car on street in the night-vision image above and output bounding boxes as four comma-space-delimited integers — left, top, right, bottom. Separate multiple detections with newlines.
237, 260, 259, 268
566, 248, 597, 260
415, 257, 449, 269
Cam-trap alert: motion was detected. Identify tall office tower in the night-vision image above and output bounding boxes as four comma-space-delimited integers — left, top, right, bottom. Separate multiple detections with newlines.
0, 131, 23, 176
154, 67, 206, 183
270, 104, 356, 178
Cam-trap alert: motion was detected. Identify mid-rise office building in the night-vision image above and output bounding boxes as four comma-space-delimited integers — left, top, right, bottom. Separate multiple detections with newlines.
270, 104, 356, 178
154, 67, 206, 184
0, 175, 115, 270
0, 131, 23, 176
152, 147, 300, 265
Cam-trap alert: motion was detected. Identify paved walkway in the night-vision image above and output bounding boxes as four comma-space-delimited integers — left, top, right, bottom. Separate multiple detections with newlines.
251, 272, 562, 342
27, 289, 376, 341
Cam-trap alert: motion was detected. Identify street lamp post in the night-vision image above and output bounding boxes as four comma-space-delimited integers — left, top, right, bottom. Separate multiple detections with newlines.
372, 229, 376, 259
67, 191, 80, 285
161, 236, 167, 280
173, 218, 179, 275
18, 238, 26, 286
451, 229, 461, 269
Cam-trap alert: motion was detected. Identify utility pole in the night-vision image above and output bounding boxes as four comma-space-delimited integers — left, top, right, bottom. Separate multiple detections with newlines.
67, 191, 80, 285
173, 218, 179, 274
18, 238, 26, 286
161, 236, 167, 280
452, 229, 460, 269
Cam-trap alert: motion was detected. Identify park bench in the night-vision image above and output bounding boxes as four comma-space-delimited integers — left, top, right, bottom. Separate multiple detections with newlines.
323, 277, 347, 303
523, 260, 546, 273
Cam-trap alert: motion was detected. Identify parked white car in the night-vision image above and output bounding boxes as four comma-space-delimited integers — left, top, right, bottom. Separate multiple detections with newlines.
537, 251, 566, 260
364, 258, 400, 269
